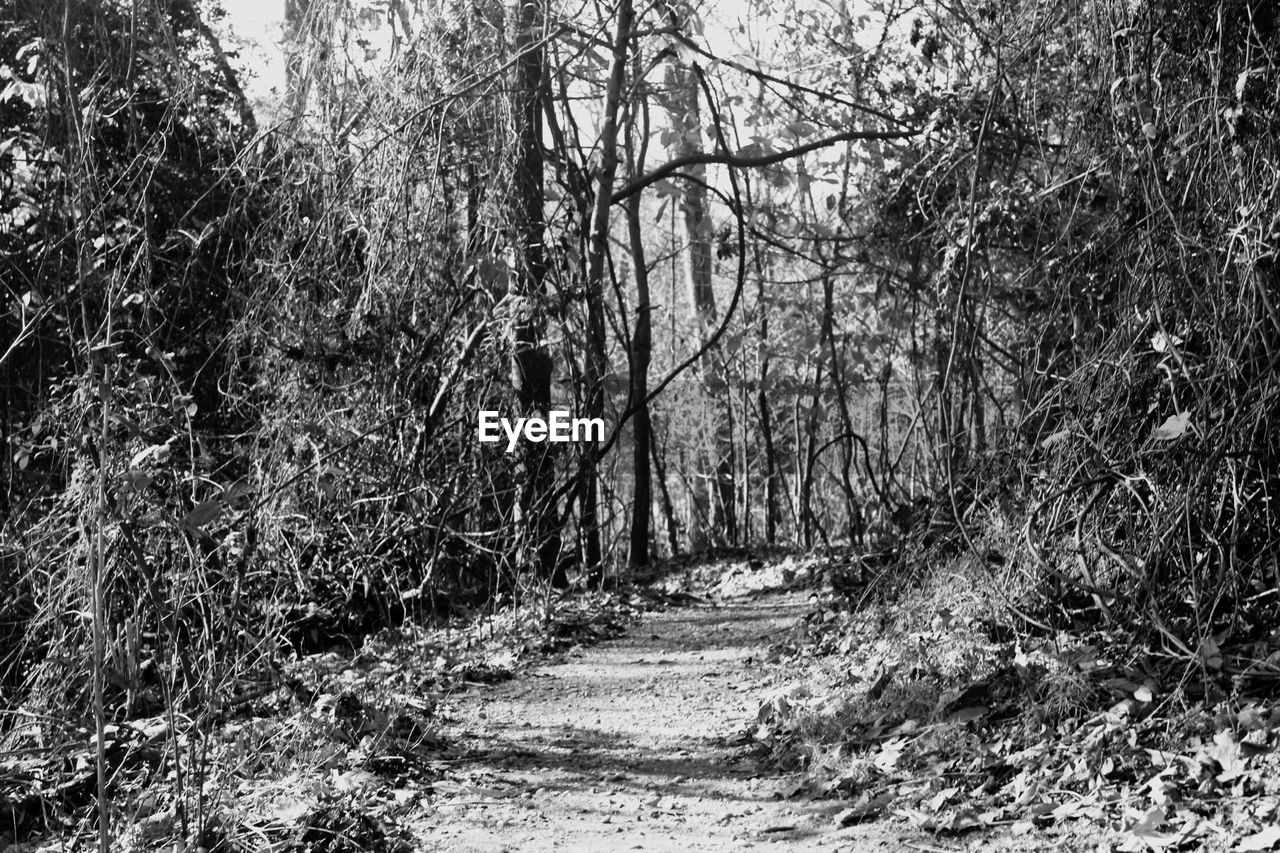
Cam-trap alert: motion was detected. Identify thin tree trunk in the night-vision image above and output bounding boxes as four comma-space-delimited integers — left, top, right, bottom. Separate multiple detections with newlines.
878, 360, 893, 497
759, 367, 779, 545
623, 74, 653, 567
750, 238, 779, 545
792, 391, 805, 540
800, 356, 821, 549
627, 225, 655, 563
580, 0, 634, 573
968, 301, 987, 454
650, 424, 680, 557
723, 390, 737, 544
739, 358, 751, 545
821, 275, 865, 546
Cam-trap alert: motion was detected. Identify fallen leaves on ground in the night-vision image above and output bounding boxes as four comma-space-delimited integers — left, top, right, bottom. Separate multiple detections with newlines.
0, 588, 641, 852
742, 552, 1280, 852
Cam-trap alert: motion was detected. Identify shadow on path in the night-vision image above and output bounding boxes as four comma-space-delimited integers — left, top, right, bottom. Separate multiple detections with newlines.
408, 593, 890, 852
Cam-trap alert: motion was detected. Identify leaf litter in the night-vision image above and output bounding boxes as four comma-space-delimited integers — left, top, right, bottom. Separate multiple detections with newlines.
6, 551, 1278, 851
745, 549, 1280, 852
0, 589, 641, 852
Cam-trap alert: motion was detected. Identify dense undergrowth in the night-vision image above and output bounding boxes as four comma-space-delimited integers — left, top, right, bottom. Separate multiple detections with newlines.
753, 540, 1280, 850
0, 584, 638, 850
1, 0, 571, 732
860, 0, 1280, 668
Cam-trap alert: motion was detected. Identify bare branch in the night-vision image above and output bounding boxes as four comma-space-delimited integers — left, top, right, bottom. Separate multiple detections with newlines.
610, 126, 918, 204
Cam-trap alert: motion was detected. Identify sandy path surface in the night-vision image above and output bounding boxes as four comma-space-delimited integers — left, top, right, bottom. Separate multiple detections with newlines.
406, 591, 896, 851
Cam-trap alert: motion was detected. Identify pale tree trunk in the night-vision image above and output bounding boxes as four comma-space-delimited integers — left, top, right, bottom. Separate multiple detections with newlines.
284, 0, 312, 120
661, 46, 735, 547
651, 429, 681, 557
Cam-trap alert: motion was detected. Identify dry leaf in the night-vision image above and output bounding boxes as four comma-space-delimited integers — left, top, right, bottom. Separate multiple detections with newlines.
1239, 826, 1280, 852
946, 706, 988, 725
1129, 806, 1166, 836
183, 499, 223, 530
837, 791, 894, 826
1151, 331, 1183, 353
1153, 412, 1191, 441
1040, 428, 1071, 449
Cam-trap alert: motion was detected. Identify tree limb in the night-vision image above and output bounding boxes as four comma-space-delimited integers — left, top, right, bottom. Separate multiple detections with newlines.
657, 27, 911, 129
172, 0, 258, 134
610, 127, 918, 204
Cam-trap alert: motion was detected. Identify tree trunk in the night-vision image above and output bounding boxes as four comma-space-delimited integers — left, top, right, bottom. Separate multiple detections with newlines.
623, 78, 653, 567
661, 47, 735, 547
968, 300, 987, 454
799, 361, 820, 549
759, 368, 779, 545
750, 251, 779, 545
650, 425, 680, 558
580, 0, 634, 574
821, 275, 865, 546
508, 0, 562, 584
625, 217, 653, 566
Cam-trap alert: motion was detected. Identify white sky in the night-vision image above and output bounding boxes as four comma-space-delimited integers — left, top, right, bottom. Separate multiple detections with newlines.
211, 0, 880, 203
216, 0, 286, 101
214, 0, 766, 103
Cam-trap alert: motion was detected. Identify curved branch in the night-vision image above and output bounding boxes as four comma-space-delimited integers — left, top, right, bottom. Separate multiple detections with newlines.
611, 127, 918, 204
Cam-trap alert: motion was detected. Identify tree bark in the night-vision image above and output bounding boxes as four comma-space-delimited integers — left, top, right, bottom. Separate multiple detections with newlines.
623, 69, 653, 567
625, 198, 653, 566
581, 0, 634, 573
508, 0, 562, 583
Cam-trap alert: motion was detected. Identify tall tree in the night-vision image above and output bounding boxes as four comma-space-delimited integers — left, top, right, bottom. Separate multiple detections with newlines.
507, 0, 561, 582
580, 0, 635, 571
657, 6, 736, 547
624, 68, 654, 567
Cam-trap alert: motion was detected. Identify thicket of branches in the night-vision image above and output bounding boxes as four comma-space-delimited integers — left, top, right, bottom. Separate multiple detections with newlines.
891, 0, 1280, 661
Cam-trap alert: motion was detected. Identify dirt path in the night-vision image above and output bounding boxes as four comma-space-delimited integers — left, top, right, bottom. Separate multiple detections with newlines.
406, 591, 895, 851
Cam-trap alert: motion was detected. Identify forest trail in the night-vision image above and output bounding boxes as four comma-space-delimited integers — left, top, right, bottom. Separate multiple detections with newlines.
409, 589, 892, 851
